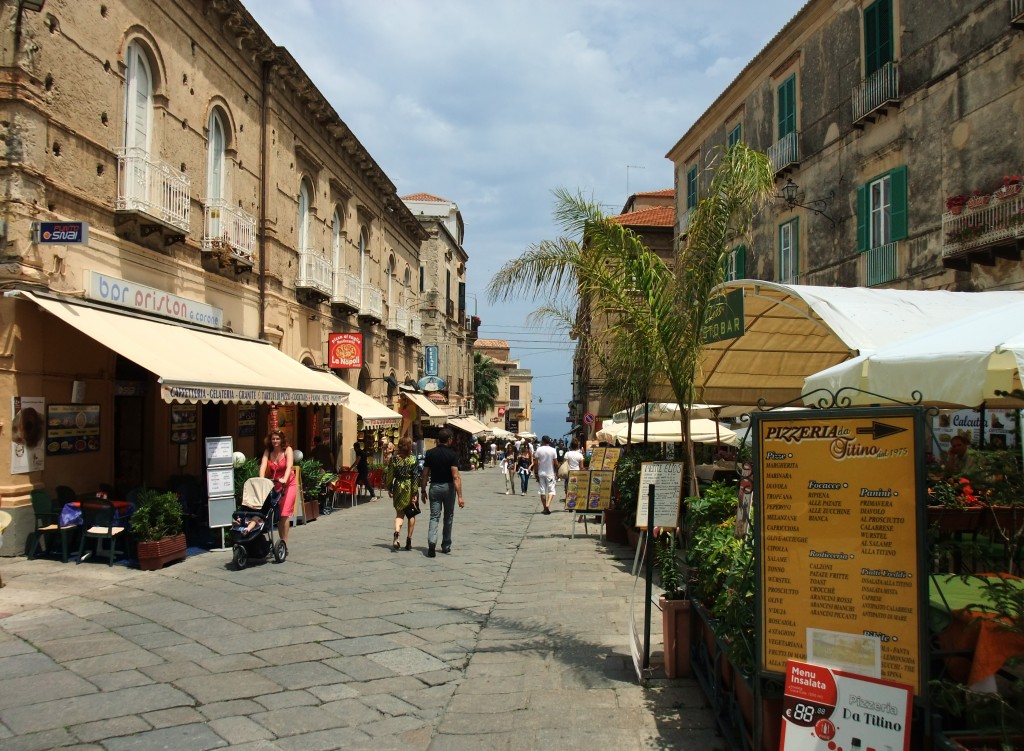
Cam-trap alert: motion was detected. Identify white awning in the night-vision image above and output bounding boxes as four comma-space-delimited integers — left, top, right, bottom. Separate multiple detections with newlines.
405, 392, 447, 426
13, 291, 348, 406
596, 418, 738, 446
307, 371, 401, 427
447, 416, 490, 435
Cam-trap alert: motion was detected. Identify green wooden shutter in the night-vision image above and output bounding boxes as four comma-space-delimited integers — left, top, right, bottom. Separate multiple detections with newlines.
777, 75, 796, 138
856, 183, 869, 252
687, 166, 698, 209
728, 124, 742, 149
735, 245, 747, 279
889, 165, 908, 241
864, 0, 893, 77
792, 218, 800, 281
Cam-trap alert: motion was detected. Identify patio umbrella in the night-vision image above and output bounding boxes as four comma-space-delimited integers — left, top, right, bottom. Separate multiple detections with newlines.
803, 301, 1024, 407
595, 419, 739, 446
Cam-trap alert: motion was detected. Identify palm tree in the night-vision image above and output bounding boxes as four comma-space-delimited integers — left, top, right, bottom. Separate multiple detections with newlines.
488, 144, 773, 493
473, 353, 500, 417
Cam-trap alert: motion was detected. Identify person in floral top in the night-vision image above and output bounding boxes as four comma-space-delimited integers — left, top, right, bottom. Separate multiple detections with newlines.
385, 437, 420, 550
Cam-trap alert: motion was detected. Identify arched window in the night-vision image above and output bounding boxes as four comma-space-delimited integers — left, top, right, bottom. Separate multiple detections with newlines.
403, 267, 412, 304
207, 109, 226, 203
124, 41, 152, 151
386, 256, 395, 307
359, 227, 369, 287
332, 208, 342, 271
298, 180, 312, 251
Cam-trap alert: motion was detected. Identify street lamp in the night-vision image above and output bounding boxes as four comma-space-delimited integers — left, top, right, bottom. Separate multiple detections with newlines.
777, 178, 836, 227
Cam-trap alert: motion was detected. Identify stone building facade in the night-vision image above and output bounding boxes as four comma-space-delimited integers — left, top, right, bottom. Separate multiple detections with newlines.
0, 0, 431, 542
667, 0, 1024, 292
474, 340, 533, 436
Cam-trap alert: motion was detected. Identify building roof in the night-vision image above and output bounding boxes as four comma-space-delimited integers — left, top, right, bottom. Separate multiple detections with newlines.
633, 189, 674, 198
610, 205, 675, 227
401, 192, 452, 203
474, 339, 509, 349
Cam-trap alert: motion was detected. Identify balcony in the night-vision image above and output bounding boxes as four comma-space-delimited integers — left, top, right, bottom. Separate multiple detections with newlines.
678, 207, 695, 237
858, 242, 900, 287
852, 62, 900, 125
767, 131, 800, 174
202, 199, 256, 267
331, 269, 361, 311
386, 304, 409, 335
296, 249, 333, 298
446, 299, 456, 319
116, 147, 191, 236
507, 399, 524, 410
1013, 0, 1024, 26
941, 192, 1024, 268
360, 286, 384, 322
407, 313, 422, 341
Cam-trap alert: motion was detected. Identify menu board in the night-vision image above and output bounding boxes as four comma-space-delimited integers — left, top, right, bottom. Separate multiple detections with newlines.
238, 407, 257, 437
753, 408, 925, 695
170, 404, 197, 444
46, 404, 100, 455
590, 447, 607, 469
566, 471, 585, 509
636, 462, 684, 529
586, 470, 615, 510
600, 447, 622, 470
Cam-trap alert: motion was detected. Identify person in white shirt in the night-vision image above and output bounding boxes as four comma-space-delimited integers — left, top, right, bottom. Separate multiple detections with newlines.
489, 441, 497, 467
562, 439, 585, 496
531, 435, 560, 515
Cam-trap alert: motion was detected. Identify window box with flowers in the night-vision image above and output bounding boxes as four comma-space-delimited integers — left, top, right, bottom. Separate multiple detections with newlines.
946, 194, 971, 216
994, 175, 1022, 201
946, 220, 992, 246
966, 189, 992, 210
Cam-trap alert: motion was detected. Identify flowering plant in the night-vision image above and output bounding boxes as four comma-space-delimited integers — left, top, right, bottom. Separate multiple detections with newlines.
945, 194, 970, 211
927, 476, 983, 508
999, 175, 1021, 188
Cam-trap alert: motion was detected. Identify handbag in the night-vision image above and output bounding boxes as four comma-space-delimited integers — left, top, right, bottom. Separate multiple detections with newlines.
557, 462, 569, 479
404, 501, 421, 519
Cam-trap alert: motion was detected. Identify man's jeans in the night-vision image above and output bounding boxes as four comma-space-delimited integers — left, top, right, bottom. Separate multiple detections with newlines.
428, 482, 455, 548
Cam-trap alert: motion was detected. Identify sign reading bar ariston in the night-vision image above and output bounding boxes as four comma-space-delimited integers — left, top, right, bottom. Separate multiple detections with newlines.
752, 408, 926, 696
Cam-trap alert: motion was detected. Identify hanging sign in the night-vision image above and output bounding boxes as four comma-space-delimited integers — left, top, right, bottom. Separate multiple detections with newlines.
424, 345, 439, 376
636, 461, 684, 529
329, 333, 363, 369
34, 221, 88, 244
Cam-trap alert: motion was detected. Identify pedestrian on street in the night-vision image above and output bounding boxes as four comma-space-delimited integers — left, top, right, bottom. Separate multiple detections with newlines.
533, 435, 559, 514
489, 441, 497, 467
259, 429, 297, 548
516, 446, 532, 495
419, 428, 464, 557
499, 453, 513, 494
563, 439, 585, 496
385, 437, 420, 550
353, 441, 375, 499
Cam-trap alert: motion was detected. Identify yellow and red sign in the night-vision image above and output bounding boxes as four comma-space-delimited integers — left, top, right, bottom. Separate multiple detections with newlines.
754, 408, 925, 695
328, 333, 362, 369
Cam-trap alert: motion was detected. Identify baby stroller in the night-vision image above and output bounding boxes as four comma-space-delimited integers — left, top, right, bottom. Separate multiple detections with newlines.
230, 477, 288, 569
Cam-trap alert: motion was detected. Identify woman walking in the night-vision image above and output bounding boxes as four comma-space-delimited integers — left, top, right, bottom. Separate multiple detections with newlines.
385, 437, 420, 550
259, 429, 297, 549
516, 446, 532, 495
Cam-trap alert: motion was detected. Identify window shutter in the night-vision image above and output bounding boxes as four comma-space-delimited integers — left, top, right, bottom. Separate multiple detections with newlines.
890, 165, 908, 241
864, 0, 893, 77
793, 217, 800, 280
856, 183, 868, 252
687, 166, 698, 209
778, 76, 796, 138
735, 245, 747, 278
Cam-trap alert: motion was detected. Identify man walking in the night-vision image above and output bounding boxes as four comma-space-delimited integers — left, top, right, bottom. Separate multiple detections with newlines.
532, 435, 559, 515
419, 428, 465, 556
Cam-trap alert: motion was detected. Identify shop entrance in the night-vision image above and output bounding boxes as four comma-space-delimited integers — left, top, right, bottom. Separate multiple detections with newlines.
113, 356, 148, 493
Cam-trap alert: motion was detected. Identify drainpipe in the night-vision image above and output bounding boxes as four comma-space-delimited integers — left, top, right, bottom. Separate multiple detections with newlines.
258, 59, 270, 340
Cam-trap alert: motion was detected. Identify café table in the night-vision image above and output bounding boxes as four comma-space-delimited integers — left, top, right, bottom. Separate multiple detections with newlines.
930, 573, 1024, 690
59, 499, 135, 528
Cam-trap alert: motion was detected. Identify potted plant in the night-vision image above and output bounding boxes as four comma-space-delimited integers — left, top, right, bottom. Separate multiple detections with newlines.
656, 527, 691, 678
130, 488, 186, 571
297, 458, 335, 522
947, 194, 971, 215
995, 175, 1022, 201
967, 189, 992, 210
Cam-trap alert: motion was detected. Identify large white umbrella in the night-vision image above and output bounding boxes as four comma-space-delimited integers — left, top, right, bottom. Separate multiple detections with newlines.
596, 418, 739, 446
803, 301, 1024, 407
612, 402, 753, 423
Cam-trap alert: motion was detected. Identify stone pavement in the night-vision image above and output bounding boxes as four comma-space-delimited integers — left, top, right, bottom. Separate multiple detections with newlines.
0, 464, 719, 750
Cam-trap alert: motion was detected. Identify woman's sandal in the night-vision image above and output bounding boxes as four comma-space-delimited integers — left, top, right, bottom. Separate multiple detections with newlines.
393, 532, 401, 550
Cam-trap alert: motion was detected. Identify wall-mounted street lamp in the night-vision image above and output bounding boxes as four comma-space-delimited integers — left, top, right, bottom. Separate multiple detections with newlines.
778, 178, 836, 227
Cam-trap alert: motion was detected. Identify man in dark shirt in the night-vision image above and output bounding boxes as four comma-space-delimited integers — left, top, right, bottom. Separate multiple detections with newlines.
419, 428, 465, 557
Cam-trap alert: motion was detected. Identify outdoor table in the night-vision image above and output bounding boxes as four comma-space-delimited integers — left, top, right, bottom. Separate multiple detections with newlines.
59, 500, 134, 528
930, 573, 1024, 690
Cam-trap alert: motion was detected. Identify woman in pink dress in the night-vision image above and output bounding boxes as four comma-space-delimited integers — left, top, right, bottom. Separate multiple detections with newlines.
259, 429, 297, 548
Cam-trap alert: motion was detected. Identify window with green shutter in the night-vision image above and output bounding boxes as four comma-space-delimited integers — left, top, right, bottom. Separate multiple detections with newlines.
777, 75, 797, 139
727, 245, 747, 281
728, 123, 742, 149
856, 166, 907, 252
778, 220, 798, 284
686, 166, 698, 210
864, 0, 894, 78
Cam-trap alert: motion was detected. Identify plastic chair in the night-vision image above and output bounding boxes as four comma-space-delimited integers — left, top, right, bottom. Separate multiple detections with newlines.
29, 489, 76, 562
331, 471, 359, 509
55, 485, 77, 504
76, 498, 126, 566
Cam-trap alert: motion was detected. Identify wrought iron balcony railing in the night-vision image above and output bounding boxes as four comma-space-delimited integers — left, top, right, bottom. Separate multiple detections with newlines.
942, 191, 1024, 260
408, 314, 422, 340
116, 147, 191, 233
297, 249, 333, 297
361, 287, 384, 321
386, 304, 409, 335
858, 241, 900, 286
202, 199, 256, 266
767, 131, 800, 174
331, 269, 361, 309
852, 61, 899, 124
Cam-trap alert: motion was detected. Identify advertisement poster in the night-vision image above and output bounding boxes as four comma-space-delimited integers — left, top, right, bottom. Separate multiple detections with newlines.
238, 406, 257, 437
277, 404, 296, 448
587, 470, 615, 510
933, 408, 1017, 454
754, 409, 925, 695
46, 405, 100, 456
170, 404, 197, 444
328, 333, 363, 369
11, 396, 45, 473
780, 660, 912, 751
636, 462, 684, 529
566, 470, 585, 509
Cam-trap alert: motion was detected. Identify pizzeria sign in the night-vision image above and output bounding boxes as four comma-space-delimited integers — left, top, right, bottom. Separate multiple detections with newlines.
329, 333, 363, 369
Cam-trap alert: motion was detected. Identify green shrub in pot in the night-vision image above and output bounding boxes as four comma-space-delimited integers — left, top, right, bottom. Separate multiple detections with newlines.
129, 489, 184, 543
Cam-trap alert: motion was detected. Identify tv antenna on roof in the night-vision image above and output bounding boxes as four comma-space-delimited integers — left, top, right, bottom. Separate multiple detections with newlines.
626, 164, 646, 197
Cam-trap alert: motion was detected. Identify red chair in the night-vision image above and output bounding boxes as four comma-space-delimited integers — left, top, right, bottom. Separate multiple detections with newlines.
330, 471, 359, 509
368, 468, 385, 492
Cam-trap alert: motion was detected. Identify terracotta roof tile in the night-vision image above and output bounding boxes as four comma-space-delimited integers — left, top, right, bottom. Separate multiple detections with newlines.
474, 339, 509, 348
610, 205, 675, 227
633, 189, 675, 198
401, 192, 452, 203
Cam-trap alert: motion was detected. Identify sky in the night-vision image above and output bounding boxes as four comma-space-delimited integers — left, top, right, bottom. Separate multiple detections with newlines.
244, 0, 807, 440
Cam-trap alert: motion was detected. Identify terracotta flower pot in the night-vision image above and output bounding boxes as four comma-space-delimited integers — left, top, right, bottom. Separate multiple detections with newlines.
660, 595, 692, 678
136, 533, 186, 571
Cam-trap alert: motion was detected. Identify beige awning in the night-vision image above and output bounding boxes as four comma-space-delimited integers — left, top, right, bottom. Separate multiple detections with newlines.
13, 291, 348, 406
404, 392, 447, 426
308, 371, 401, 428
447, 416, 490, 435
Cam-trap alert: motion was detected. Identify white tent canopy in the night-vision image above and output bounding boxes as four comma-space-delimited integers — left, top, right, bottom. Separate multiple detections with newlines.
596, 418, 739, 446
803, 301, 1024, 407
699, 282, 1024, 406
612, 402, 754, 423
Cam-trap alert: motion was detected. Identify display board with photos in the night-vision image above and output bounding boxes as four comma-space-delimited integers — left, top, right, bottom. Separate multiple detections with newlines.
238, 406, 257, 437
170, 404, 197, 444
46, 404, 100, 455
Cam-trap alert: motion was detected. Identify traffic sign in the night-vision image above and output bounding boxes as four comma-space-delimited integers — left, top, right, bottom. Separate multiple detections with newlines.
583, 412, 596, 425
